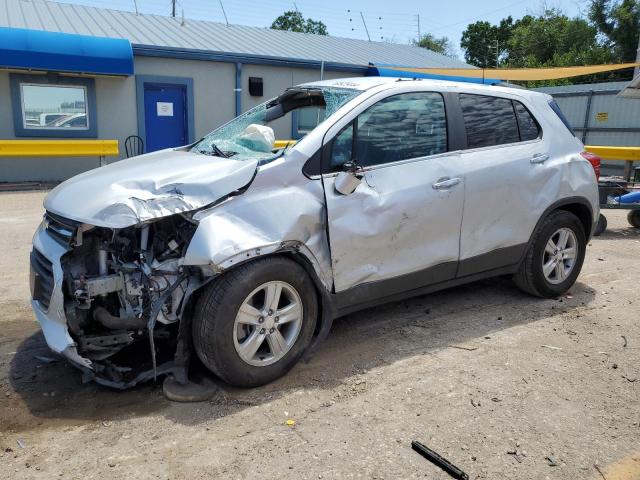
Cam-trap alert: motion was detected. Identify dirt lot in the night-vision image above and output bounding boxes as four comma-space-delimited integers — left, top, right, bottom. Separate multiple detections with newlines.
0, 190, 639, 480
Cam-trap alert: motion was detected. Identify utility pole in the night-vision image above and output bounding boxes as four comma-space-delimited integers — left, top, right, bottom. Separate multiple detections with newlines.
360, 12, 371, 42
635, 32, 640, 78
132, 0, 138, 15
171, 0, 176, 18
417, 14, 421, 40
495, 39, 499, 68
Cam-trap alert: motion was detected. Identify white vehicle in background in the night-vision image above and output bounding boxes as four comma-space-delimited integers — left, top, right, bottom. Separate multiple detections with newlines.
39, 112, 67, 126
30, 77, 599, 389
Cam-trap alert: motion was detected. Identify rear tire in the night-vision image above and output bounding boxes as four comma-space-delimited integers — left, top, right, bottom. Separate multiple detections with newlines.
192, 257, 318, 388
514, 210, 586, 298
627, 210, 640, 228
593, 213, 607, 236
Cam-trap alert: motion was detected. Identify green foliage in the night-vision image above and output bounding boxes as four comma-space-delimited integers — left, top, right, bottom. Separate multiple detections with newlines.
271, 10, 328, 35
460, 6, 636, 85
589, 0, 640, 62
506, 9, 610, 67
460, 17, 516, 67
413, 33, 456, 58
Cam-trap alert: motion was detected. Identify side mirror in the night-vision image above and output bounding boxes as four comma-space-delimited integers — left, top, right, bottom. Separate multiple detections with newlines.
334, 165, 363, 195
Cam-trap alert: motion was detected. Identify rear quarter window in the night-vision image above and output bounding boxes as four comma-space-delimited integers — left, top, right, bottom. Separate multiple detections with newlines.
514, 101, 541, 141
548, 99, 575, 136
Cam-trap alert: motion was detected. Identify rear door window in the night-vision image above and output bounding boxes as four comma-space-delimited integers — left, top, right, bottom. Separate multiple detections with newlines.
459, 94, 519, 149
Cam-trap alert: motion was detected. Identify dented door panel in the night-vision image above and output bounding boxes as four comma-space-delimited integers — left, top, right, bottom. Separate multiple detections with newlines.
323, 153, 465, 292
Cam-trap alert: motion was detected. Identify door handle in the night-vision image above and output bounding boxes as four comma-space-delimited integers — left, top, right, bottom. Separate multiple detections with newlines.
432, 177, 461, 190
531, 153, 550, 164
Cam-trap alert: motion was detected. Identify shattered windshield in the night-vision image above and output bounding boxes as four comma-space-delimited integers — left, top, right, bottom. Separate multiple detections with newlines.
190, 86, 362, 162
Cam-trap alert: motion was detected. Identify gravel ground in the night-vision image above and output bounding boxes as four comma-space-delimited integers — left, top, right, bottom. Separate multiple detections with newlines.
0, 191, 639, 480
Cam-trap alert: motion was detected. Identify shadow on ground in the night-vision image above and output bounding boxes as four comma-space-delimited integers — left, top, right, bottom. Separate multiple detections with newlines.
6, 277, 596, 431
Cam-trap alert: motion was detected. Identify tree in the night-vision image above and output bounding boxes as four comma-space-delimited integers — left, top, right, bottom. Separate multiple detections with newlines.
460, 17, 516, 67
589, 0, 640, 62
460, 9, 623, 85
505, 9, 610, 67
271, 11, 328, 35
413, 33, 456, 58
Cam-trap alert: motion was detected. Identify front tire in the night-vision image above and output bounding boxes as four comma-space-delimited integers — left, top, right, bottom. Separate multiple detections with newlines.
514, 210, 586, 298
192, 257, 318, 387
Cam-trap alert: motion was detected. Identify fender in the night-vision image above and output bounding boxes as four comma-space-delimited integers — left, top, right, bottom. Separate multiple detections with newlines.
521, 195, 595, 263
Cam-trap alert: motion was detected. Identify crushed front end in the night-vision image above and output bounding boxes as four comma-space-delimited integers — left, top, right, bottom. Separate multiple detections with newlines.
30, 211, 202, 389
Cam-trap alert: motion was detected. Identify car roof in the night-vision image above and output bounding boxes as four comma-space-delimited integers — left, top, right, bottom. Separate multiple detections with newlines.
297, 76, 550, 101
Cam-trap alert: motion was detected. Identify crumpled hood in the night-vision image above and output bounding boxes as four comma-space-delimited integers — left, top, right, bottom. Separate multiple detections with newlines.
44, 149, 258, 228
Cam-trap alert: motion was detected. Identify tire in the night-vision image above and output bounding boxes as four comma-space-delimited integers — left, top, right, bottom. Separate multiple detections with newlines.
627, 210, 640, 228
192, 257, 318, 388
514, 210, 586, 298
593, 213, 607, 236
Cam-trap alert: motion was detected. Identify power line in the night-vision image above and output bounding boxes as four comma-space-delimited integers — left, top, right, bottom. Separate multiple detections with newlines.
360, 12, 370, 42
218, 0, 229, 26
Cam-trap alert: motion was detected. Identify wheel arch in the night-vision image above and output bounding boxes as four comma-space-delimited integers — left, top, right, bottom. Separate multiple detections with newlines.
528, 197, 594, 253
186, 250, 334, 360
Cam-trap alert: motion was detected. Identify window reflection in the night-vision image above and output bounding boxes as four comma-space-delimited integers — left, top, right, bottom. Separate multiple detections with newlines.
356, 92, 447, 167
460, 94, 519, 149
21, 84, 88, 130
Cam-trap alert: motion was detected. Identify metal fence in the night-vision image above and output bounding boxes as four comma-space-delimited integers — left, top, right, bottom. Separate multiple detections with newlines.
535, 81, 640, 177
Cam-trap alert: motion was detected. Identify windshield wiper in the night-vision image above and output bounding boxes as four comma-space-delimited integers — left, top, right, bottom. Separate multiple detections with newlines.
208, 143, 229, 158
194, 142, 229, 158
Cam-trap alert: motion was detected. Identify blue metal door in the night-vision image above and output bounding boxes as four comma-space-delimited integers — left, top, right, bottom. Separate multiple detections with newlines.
143, 83, 187, 152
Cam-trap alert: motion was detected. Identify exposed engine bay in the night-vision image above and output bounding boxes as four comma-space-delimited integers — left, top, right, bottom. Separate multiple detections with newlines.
54, 212, 201, 387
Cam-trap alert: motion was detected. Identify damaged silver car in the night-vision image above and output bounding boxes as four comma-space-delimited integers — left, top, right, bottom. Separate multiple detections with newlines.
30, 77, 599, 389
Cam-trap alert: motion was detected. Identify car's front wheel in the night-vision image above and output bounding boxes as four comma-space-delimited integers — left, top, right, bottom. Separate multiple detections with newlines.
514, 210, 586, 298
192, 257, 318, 387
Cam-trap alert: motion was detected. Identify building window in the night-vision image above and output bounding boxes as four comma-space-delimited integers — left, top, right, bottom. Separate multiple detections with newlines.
10, 74, 97, 138
293, 106, 325, 138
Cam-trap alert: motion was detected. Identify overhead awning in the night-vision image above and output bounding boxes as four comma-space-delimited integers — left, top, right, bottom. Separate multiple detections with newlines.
0, 27, 134, 76
370, 62, 640, 83
367, 64, 501, 85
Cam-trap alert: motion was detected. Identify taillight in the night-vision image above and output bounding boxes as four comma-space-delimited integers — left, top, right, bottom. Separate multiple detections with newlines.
581, 151, 601, 181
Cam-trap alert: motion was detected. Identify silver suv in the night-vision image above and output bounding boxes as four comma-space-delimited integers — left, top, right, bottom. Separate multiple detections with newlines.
30, 77, 599, 389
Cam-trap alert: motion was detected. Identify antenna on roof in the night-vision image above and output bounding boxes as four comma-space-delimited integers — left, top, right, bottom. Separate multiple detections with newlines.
218, 0, 229, 26
360, 12, 371, 42
132, 0, 139, 15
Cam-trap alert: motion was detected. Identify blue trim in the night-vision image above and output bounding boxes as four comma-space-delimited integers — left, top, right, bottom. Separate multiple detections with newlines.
367, 65, 501, 85
9, 73, 98, 138
132, 45, 366, 73
235, 62, 242, 116
0, 27, 133, 76
135, 75, 195, 147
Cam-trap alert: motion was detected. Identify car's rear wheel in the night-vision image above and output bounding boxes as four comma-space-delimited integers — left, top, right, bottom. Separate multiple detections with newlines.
192, 257, 317, 387
514, 210, 586, 298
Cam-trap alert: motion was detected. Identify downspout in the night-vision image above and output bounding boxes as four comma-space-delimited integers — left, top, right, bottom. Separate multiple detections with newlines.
235, 62, 242, 117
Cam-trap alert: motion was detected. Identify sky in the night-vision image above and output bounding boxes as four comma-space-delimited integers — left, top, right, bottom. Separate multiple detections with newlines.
57, 0, 589, 58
